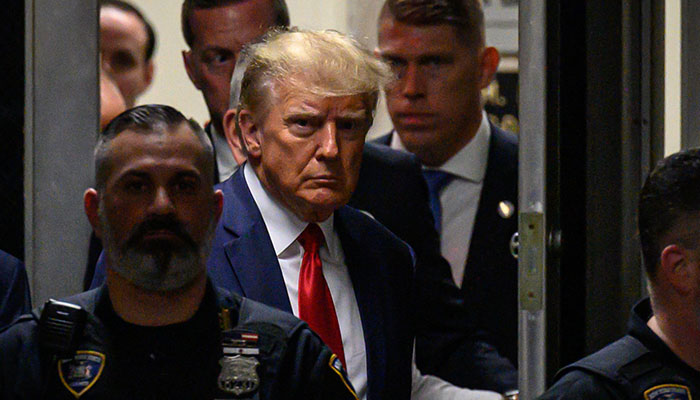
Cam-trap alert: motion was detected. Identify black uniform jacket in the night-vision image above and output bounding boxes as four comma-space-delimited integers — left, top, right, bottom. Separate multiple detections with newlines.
0, 281, 357, 400
538, 298, 700, 399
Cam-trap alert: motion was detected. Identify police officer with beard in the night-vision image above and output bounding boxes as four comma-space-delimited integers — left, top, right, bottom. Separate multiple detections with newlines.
0, 105, 357, 400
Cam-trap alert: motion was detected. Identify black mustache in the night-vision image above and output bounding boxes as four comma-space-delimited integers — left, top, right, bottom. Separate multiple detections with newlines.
126, 216, 196, 248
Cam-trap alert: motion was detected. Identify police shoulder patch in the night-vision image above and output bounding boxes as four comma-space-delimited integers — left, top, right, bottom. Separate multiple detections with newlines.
328, 354, 358, 400
644, 384, 692, 400
58, 350, 105, 398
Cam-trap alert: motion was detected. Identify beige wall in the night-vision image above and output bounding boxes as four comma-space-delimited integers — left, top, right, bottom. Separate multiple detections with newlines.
129, 0, 393, 137
665, 0, 681, 155
130, 1, 206, 123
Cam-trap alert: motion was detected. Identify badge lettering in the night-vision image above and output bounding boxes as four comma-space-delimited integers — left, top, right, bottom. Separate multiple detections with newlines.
644, 384, 692, 400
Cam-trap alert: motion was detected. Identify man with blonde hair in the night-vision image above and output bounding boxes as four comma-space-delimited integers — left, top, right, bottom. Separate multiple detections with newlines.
208, 29, 503, 400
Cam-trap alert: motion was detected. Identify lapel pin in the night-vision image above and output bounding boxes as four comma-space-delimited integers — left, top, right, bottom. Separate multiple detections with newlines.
498, 201, 515, 219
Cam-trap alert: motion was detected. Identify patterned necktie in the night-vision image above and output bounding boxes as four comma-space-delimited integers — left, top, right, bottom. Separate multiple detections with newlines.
422, 170, 453, 234
297, 223, 346, 367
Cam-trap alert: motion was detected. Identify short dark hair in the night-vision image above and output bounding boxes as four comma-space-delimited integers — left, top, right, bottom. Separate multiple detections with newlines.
380, 0, 485, 48
639, 148, 700, 279
101, 0, 157, 60
95, 105, 214, 189
181, 0, 290, 48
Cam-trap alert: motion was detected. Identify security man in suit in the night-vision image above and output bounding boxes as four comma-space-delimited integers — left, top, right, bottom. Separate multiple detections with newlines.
538, 149, 700, 399
0, 105, 357, 399
182, 0, 290, 183
375, 0, 520, 377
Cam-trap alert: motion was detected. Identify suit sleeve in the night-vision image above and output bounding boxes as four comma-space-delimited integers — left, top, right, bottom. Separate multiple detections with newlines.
0, 251, 31, 329
276, 326, 358, 400
0, 317, 43, 399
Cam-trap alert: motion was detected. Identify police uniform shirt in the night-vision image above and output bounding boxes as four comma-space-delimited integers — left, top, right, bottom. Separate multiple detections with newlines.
0, 282, 359, 400
537, 298, 700, 400
93, 284, 223, 398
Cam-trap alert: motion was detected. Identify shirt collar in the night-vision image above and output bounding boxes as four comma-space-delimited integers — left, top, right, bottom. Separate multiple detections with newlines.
390, 110, 491, 182
243, 162, 336, 258
210, 124, 238, 182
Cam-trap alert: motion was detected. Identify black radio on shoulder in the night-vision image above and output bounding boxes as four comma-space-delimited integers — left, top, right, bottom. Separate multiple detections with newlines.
38, 299, 87, 357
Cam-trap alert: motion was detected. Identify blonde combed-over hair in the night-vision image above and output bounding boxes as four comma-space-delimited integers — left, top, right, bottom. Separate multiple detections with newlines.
238, 28, 393, 121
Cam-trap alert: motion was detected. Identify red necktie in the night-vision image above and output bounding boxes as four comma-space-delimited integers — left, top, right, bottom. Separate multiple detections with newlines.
297, 223, 346, 367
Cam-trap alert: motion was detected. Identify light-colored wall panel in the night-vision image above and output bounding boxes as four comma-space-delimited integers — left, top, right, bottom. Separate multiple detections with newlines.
130, 0, 209, 125
26, 0, 98, 304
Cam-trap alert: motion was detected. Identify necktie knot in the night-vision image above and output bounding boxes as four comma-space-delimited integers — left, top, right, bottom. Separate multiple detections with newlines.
298, 223, 324, 253
422, 170, 452, 193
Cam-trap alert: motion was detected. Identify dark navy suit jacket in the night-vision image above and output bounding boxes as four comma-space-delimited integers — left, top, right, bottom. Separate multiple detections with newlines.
352, 143, 517, 392
0, 250, 31, 329
374, 124, 520, 376
208, 166, 415, 400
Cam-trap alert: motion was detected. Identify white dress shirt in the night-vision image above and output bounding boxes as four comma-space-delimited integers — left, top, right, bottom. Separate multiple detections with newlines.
391, 111, 491, 288
210, 124, 238, 182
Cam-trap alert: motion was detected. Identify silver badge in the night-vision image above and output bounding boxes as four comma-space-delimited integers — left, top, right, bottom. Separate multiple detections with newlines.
218, 355, 260, 396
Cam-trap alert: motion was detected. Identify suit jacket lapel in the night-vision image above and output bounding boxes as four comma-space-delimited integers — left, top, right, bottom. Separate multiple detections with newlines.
463, 125, 518, 292
219, 168, 292, 313
335, 207, 387, 399
204, 124, 220, 185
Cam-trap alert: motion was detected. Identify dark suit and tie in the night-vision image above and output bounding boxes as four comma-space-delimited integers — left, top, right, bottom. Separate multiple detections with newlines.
352, 142, 517, 392
375, 123, 519, 372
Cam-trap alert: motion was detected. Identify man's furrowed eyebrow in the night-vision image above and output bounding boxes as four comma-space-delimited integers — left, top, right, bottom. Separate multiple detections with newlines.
116, 170, 150, 181
336, 109, 368, 120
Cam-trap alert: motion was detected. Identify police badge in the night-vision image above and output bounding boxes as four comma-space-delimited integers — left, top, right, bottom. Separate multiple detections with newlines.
644, 384, 692, 400
58, 351, 105, 398
218, 355, 260, 396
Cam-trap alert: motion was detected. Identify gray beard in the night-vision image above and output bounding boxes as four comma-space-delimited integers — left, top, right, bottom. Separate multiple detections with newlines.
100, 213, 215, 292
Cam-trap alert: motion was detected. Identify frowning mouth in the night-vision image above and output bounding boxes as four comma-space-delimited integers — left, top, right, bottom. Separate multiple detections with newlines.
141, 229, 181, 241
394, 112, 435, 128
308, 175, 340, 184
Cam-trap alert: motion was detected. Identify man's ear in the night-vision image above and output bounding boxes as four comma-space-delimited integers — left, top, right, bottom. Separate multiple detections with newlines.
238, 109, 262, 158
478, 46, 500, 90
182, 50, 201, 89
660, 244, 694, 295
223, 108, 247, 165
84, 189, 102, 238
213, 189, 224, 223
144, 60, 155, 88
